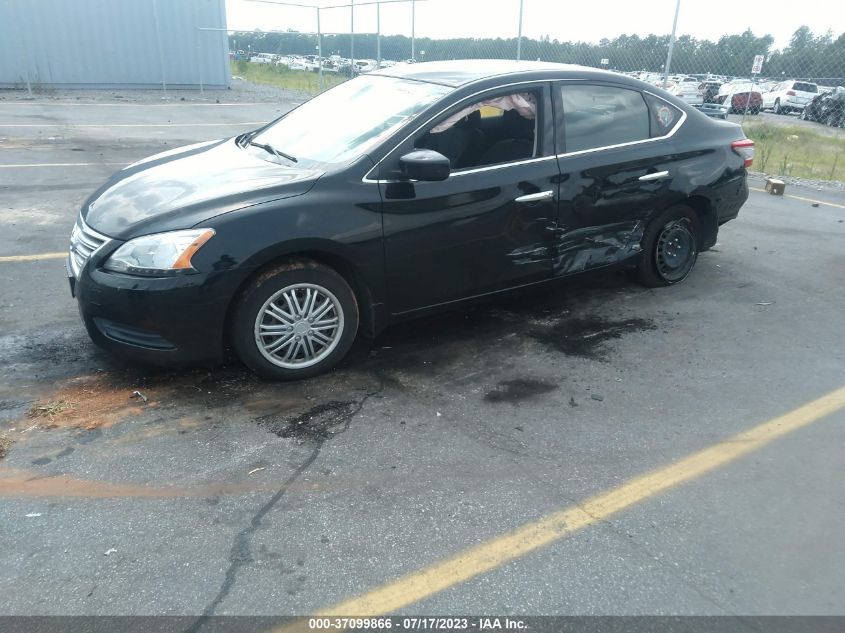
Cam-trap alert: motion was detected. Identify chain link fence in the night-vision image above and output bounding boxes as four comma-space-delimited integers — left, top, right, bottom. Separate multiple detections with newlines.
225, 0, 844, 181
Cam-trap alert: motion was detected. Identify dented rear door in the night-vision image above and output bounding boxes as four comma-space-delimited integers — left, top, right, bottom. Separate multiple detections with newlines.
552, 81, 680, 276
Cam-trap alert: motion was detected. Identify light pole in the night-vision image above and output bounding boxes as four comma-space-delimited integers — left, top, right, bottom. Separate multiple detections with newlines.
411, 0, 416, 61
662, 0, 681, 89
516, 0, 524, 61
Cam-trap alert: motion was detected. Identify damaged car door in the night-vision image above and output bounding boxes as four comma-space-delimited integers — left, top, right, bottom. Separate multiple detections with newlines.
378, 82, 560, 314
552, 82, 683, 275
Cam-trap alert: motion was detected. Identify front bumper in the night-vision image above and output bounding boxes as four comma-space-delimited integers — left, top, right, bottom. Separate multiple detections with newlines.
73, 258, 242, 366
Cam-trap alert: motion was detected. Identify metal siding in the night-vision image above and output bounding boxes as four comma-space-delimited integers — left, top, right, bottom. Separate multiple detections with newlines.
0, 0, 230, 88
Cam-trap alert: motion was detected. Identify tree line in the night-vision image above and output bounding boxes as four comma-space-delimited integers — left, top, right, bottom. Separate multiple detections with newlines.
230, 26, 845, 83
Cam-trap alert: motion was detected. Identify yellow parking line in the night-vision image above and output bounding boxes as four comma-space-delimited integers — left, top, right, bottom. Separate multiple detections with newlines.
0, 102, 267, 107
0, 163, 127, 168
282, 384, 845, 623
751, 186, 845, 210
0, 252, 66, 262
0, 122, 265, 128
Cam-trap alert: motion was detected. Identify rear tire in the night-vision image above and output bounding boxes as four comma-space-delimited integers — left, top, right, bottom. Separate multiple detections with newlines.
633, 206, 700, 288
773, 99, 781, 115
231, 260, 359, 380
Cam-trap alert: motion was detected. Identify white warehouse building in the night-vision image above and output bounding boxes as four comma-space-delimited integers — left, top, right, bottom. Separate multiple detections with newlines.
0, 0, 230, 89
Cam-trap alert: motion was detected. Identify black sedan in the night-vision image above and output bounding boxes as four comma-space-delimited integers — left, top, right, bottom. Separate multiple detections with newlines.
69, 61, 753, 379
800, 86, 845, 127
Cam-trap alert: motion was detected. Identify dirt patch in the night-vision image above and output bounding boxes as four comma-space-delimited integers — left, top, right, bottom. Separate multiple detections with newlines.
530, 316, 656, 359
484, 378, 557, 404
258, 401, 358, 442
23, 375, 154, 429
0, 466, 261, 499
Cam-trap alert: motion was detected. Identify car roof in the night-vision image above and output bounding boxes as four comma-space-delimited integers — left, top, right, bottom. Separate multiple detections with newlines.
369, 59, 627, 88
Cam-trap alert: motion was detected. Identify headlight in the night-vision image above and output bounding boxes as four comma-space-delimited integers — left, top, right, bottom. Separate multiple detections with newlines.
103, 228, 215, 276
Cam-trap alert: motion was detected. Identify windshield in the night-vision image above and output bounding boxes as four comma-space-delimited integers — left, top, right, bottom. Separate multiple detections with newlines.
250, 75, 452, 166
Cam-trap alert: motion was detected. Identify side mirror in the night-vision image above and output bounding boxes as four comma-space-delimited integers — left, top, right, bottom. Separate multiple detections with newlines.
399, 149, 451, 182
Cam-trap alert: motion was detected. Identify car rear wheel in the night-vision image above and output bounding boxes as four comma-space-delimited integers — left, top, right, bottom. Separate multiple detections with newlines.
633, 206, 700, 288
232, 260, 359, 380
773, 99, 781, 114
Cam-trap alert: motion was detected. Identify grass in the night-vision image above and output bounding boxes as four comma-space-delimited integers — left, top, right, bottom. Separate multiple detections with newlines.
231, 60, 347, 95
0, 434, 11, 459
27, 400, 76, 421
742, 121, 845, 182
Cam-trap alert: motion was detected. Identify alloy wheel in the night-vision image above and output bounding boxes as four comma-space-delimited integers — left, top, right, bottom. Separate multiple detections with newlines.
254, 283, 344, 369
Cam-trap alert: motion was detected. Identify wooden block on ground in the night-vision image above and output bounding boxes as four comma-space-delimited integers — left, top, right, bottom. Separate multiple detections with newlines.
765, 178, 786, 195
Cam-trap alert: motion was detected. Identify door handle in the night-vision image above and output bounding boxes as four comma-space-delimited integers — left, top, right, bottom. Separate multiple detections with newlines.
515, 190, 555, 203
639, 171, 669, 182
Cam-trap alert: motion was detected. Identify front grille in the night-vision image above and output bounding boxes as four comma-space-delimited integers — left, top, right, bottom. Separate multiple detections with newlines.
68, 216, 108, 278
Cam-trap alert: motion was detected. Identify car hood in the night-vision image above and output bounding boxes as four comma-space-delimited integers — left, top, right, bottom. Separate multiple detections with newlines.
83, 138, 324, 240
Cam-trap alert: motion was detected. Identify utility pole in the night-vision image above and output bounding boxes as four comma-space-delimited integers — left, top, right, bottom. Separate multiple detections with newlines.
662, 0, 681, 89
516, 0, 524, 61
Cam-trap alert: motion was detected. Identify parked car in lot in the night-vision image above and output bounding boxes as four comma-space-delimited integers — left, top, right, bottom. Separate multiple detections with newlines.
249, 53, 276, 65
761, 80, 818, 114
668, 79, 703, 106
68, 61, 753, 379
699, 81, 722, 104
717, 82, 762, 114
799, 86, 845, 127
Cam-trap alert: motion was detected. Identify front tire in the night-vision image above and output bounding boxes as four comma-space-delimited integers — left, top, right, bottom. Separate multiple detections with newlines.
232, 260, 359, 380
633, 206, 700, 288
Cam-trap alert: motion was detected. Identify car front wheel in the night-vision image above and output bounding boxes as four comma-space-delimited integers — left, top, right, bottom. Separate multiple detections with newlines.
633, 206, 700, 288
232, 260, 359, 380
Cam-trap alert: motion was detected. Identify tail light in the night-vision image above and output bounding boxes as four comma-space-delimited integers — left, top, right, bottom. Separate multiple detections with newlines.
786, 90, 796, 96
731, 139, 755, 168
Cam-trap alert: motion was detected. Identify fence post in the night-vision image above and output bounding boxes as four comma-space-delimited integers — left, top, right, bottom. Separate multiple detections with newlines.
317, 7, 324, 92
516, 0, 524, 61
195, 27, 204, 96
662, 0, 681, 89
377, 2, 382, 68
11, 0, 34, 96
151, 0, 167, 95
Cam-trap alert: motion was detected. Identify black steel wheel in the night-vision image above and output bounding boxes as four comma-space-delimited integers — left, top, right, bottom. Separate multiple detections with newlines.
633, 206, 700, 287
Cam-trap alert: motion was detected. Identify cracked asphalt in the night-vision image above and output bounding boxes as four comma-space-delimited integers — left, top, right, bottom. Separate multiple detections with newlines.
1, 89, 845, 619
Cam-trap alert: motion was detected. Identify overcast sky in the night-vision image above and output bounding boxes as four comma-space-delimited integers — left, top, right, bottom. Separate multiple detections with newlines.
226, 0, 845, 49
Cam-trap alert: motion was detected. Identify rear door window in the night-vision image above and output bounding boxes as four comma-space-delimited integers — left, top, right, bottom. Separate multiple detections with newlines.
643, 93, 683, 138
794, 82, 818, 93
559, 84, 650, 153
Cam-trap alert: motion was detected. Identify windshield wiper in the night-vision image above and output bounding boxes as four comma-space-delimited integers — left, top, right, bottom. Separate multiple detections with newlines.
249, 141, 297, 164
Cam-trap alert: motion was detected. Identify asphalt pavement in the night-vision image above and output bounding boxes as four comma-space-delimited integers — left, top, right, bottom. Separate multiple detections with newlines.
1, 93, 844, 619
